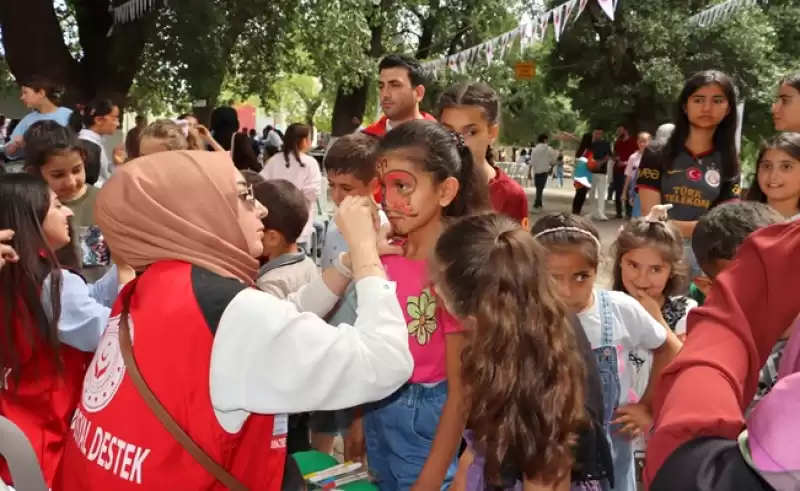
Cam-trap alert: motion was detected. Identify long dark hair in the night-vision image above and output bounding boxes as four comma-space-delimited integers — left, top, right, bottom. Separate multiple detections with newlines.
653, 70, 739, 178
68, 98, 117, 133
20, 77, 63, 106
0, 174, 63, 381
210, 106, 240, 151
575, 132, 592, 159
282, 123, 312, 168
378, 120, 490, 218
437, 82, 500, 166
748, 132, 800, 209
434, 213, 585, 484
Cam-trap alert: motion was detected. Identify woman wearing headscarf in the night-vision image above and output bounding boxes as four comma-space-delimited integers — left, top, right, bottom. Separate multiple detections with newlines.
54, 151, 413, 491
645, 220, 800, 490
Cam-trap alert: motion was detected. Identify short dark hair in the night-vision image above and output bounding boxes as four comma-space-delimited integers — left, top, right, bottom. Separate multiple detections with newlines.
23, 120, 85, 172
253, 179, 309, 245
240, 170, 265, 186
19, 77, 64, 105
378, 54, 425, 87
692, 201, 783, 269
324, 133, 379, 183
537, 134, 548, 144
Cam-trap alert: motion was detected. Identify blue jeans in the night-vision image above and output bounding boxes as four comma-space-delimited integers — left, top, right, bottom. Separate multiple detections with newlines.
363, 382, 457, 490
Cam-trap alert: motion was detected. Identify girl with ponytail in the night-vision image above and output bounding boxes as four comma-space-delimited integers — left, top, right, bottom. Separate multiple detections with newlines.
438, 82, 530, 228
346, 119, 490, 490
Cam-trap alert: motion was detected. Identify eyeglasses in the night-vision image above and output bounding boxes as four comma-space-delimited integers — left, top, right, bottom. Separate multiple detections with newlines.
237, 184, 256, 209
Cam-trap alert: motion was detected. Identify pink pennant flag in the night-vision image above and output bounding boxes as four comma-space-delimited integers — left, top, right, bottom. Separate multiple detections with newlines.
575, 0, 589, 21
597, 0, 616, 21
553, 4, 565, 42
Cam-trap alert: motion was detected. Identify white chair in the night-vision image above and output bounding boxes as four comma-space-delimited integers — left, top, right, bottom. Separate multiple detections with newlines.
0, 416, 47, 491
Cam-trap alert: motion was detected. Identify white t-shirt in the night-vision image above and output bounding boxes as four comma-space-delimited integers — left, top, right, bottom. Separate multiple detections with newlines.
577, 290, 667, 408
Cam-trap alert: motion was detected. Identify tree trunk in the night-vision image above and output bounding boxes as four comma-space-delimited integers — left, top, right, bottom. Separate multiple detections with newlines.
0, 0, 152, 106
331, 83, 370, 136
330, 0, 392, 136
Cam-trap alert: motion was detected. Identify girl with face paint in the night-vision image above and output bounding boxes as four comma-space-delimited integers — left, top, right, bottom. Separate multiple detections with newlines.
348, 120, 491, 490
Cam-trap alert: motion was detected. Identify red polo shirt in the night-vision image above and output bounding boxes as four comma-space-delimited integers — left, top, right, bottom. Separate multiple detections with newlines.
489, 166, 529, 223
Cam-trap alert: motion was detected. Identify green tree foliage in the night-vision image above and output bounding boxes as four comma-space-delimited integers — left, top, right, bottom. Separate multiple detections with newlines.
546, 0, 798, 143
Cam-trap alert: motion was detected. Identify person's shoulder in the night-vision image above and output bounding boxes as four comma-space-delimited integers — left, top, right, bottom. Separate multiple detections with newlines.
605, 289, 642, 313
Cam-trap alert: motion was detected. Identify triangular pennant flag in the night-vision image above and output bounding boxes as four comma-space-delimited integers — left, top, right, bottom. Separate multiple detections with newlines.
521, 22, 533, 50
448, 56, 458, 73
553, 4, 566, 42
563, 0, 577, 26
538, 11, 551, 41
575, 0, 589, 21
597, 0, 616, 21
485, 40, 494, 64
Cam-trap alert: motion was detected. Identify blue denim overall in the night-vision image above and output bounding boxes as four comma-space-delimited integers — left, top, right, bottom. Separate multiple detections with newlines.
594, 291, 636, 491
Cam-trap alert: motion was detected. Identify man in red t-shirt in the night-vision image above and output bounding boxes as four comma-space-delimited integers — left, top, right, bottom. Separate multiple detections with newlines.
613, 125, 639, 219
363, 54, 436, 203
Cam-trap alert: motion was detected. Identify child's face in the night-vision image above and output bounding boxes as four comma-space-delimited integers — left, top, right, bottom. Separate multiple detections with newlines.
327, 172, 376, 207
42, 190, 74, 250
773, 83, 800, 132
545, 249, 596, 313
757, 148, 800, 205
439, 106, 498, 167
40, 150, 86, 202
620, 247, 671, 299
377, 152, 458, 236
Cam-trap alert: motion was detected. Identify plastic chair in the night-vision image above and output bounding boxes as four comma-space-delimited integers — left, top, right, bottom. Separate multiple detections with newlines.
0, 416, 47, 491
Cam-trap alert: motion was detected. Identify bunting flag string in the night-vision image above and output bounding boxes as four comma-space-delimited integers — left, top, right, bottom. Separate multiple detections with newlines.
423, 0, 763, 76
688, 0, 760, 27
422, 0, 609, 76
111, 0, 164, 25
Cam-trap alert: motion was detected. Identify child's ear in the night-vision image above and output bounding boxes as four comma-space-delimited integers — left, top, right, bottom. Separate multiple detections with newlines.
438, 176, 460, 208
488, 123, 499, 145
368, 177, 380, 195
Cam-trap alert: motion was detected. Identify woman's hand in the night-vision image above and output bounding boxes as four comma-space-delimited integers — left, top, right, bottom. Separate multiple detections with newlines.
336, 196, 378, 252
377, 223, 403, 256
0, 229, 19, 270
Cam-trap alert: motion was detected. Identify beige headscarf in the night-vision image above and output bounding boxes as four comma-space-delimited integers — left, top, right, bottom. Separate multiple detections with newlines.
94, 150, 259, 283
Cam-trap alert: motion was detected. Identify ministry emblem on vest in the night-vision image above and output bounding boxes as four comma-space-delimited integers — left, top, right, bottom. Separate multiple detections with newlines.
82, 315, 130, 413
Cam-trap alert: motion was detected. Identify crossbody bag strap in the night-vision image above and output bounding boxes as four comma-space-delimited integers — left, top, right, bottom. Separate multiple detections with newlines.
117, 284, 249, 491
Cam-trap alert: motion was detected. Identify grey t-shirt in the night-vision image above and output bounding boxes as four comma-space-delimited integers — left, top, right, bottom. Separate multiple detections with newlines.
637, 148, 740, 221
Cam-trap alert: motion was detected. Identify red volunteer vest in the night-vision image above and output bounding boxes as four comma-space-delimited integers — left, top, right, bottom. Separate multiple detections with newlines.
55, 261, 287, 490
0, 306, 92, 487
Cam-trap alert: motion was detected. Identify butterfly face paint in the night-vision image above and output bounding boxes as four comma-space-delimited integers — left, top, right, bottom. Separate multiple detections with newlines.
378, 157, 420, 218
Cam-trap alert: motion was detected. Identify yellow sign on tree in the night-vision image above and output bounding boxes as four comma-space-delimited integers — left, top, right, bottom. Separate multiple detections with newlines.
514, 61, 536, 80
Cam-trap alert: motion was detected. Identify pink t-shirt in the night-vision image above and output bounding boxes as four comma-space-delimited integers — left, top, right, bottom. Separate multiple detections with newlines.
382, 255, 463, 383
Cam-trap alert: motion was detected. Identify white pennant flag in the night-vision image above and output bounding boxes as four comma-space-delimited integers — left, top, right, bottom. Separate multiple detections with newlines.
499, 32, 511, 59
575, 0, 589, 21
448, 56, 458, 73
597, 0, 616, 21
538, 11, 551, 41
485, 41, 494, 64
553, 4, 566, 42
521, 22, 534, 50
563, 0, 577, 25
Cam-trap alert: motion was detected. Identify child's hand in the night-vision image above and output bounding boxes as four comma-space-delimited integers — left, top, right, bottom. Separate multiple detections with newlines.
630, 289, 664, 322
344, 416, 366, 463
0, 229, 18, 270
613, 403, 653, 439
112, 145, 126, 166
